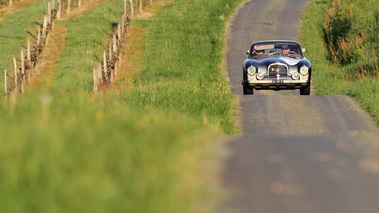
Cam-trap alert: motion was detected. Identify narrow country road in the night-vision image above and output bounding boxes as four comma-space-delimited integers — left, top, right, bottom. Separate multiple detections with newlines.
220, 0, 379, 212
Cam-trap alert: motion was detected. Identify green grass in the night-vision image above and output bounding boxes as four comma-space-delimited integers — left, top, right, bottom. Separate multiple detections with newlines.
49, 0, 125, 92
0, 0, 245, 212
0, 0, 46, 78
0, 92, 222, 213
300, 0, 379, 125
125, 0, 244, 134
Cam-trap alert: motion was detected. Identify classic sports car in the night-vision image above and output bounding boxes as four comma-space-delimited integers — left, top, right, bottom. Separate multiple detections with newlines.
242, 40, 311, 95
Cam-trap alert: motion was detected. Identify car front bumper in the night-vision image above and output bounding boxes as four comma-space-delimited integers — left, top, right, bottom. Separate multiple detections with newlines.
242, 79, 311, 90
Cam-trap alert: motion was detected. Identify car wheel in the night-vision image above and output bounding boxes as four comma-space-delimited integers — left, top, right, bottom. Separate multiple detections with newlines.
243, 86, 254, 95
300, 84, 310, 95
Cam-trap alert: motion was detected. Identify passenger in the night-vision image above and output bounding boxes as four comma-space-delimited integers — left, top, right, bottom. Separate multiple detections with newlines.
256, 49, 264, 55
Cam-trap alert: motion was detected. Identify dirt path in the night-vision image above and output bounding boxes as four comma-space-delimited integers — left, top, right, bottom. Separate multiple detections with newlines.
28, 24, 67, 89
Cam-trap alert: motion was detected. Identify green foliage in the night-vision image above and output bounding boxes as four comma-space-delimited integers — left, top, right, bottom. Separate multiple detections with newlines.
322, 0, 379, 76
300, 0, 379, 125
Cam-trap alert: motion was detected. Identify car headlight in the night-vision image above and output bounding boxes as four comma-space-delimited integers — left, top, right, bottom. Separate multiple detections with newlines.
292, 72, 300, 80
247, 66, 256, 76
300, 66, 309, 75
257, 72, 265, 80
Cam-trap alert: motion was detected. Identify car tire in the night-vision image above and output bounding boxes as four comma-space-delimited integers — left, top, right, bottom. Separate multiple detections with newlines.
243, 86, 254, 95
300, 84, 310, 95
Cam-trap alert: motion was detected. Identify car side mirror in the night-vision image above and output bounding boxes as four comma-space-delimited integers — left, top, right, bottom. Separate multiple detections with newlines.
246, 50, 250, 55
302, 48, 306, 54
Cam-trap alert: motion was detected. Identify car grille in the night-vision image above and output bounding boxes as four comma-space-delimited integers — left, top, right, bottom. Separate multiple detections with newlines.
268, 63, 288, 78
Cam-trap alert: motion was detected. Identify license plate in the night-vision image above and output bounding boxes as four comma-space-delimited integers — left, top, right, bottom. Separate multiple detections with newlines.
272, 80, 284, 83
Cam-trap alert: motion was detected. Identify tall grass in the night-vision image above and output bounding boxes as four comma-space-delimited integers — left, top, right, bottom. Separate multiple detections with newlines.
0, 91, 222, 213
0, 0, 245, 212
322, 0, 378, 77
300, 0, 379, 125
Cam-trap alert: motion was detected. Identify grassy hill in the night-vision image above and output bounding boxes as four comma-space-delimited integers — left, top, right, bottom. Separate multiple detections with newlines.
0, 0, 246, 212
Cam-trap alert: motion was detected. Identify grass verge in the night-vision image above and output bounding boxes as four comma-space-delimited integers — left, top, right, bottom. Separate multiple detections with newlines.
300, 0, 379, 125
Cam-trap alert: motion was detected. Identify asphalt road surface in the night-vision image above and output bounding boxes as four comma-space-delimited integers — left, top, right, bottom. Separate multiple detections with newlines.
220, 0, 379, 212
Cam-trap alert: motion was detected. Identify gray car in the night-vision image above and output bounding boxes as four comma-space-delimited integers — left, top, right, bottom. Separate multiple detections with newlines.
242, 40, 312, 95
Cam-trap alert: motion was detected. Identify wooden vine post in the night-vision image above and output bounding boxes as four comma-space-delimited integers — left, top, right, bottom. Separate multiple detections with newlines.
113, 34, 117, 54
48, 3, 52, 23
13, 58, 17, 94
20, 50, 25, 94
117, 24, 122, 44
108, 44, 113, 83
118, 24, 122, 66
139, 0, 142, 13
112, 34, 117, 80
129, 0, 134, 17
118, 24, 121, 43
21, 50, 25, 76
27, 38, 31, 68
108, 45, 112, 62
110, 66, 114, 83
67, 0, 71, 15
124, 0, 127, 16
57, 0, 61, 20
97, 63, 102, 84
103, 51, 107, 83
93, 67, 98, 93
37, 26, 41, 46
43, 15, 47, 36
4, 70, 7, 99
122, 14, 125, 35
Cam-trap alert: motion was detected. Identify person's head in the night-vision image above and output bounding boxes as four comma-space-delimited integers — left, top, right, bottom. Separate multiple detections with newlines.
282, 44, 290, 54
257, 50, 264, 55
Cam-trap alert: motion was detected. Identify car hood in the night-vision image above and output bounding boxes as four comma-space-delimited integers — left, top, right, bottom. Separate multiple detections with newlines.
256, 56, 301, 66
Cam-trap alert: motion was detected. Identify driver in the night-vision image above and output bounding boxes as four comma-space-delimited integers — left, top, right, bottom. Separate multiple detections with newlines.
282, 44, 291, 54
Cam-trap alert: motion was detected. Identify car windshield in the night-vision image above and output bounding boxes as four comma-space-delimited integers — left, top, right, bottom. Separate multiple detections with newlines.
251, 42, 302, 58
